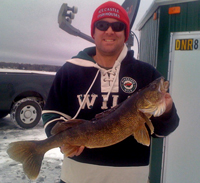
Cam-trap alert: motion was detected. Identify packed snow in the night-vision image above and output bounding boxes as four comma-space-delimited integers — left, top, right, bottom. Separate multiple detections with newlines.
0, 116, 63, 183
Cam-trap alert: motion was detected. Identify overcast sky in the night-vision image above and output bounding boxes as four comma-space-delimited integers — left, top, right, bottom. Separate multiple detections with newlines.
0, 0, 154, 66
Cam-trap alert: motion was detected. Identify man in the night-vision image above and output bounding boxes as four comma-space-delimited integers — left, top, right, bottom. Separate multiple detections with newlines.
42, 1, 179, 183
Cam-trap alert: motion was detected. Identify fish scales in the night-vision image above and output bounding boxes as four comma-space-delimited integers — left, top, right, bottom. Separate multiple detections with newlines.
61, 95, 140, 148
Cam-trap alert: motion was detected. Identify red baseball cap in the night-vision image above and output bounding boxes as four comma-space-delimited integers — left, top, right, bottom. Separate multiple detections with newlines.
91, 1, 130, 42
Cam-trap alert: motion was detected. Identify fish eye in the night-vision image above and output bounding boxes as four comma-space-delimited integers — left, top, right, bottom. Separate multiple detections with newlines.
151, 84, 157, 89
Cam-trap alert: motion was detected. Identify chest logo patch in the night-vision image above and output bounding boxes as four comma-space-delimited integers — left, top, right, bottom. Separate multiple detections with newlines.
120, 77, 137, 93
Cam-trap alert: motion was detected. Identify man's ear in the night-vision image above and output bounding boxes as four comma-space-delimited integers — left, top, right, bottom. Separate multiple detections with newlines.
92, 28, 95, 39
124, 29, 126, 42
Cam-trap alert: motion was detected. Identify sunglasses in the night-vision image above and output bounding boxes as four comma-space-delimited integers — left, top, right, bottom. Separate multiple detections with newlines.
94, 21, 125, 32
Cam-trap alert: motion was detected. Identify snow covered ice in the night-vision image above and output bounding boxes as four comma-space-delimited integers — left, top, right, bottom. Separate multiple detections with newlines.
0, 116, 63, 183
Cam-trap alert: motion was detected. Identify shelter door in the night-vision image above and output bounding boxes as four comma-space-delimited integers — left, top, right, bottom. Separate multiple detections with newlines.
163, 31, 200, 183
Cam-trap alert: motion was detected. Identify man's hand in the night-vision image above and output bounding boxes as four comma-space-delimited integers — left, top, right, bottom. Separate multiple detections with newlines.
164, 93, 173, 114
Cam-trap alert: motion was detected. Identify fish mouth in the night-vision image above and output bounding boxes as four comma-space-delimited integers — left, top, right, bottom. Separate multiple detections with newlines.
151, 78, 168, 117
160, 78, 169, 93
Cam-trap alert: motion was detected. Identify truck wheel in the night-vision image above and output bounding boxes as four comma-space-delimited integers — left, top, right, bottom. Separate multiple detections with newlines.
11, 98, 42, 129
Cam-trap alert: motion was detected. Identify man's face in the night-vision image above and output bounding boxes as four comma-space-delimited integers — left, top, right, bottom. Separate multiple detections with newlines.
93, 18, 126, 56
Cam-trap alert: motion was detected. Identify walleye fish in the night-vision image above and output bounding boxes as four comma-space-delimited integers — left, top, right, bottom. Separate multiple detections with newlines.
7, 77, 169, 180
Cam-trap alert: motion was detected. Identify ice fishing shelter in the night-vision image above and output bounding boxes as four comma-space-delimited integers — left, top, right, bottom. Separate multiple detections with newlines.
136, 0, 200, 182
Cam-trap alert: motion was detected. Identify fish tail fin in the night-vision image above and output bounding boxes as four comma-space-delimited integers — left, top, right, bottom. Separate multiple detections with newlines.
7, 141, 45, 180
133, 125, 150, 146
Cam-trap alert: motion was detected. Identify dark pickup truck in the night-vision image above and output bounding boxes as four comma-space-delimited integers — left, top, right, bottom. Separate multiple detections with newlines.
0, 69, 55, 128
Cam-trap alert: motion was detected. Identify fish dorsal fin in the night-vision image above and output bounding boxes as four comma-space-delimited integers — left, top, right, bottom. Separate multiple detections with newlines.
94, 104, 121, 120
51, 119, 84, 135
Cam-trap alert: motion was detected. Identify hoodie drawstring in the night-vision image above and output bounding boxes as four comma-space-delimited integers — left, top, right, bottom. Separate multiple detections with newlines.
72, 44, 128, 119
102, 66, 118, 102
72, 70, 100, 119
